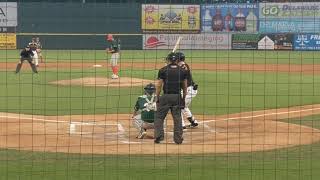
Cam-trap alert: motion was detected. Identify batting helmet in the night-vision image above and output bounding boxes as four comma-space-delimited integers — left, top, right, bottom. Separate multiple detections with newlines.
144, 83, 156, 96
166, 52, 179, 63
175, 52, 185, 62
106, 34, 113, 41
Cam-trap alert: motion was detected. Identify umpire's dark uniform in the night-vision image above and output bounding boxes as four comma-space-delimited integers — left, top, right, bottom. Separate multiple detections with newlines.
15, 46, 38, 73
154, 53, 187, 144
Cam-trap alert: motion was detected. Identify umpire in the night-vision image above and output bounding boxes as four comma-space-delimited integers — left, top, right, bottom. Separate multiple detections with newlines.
154, 52, 188, 144
15, 46, 38, 74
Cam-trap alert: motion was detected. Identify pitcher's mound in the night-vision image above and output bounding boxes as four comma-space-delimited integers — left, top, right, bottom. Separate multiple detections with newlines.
51, 77, 154, 87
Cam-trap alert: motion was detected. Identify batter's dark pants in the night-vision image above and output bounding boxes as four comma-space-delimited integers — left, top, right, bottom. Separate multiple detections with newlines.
155, 94, 183, 144
16, 57, 38, 73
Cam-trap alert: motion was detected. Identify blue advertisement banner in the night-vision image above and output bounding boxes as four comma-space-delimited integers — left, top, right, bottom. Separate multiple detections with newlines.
294, 34, 320, 50
201, 4, 259, 33
259, 19, 320, 33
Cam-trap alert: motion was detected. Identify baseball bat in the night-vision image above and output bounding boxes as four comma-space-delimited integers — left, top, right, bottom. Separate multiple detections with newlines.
172, 36, 182, 53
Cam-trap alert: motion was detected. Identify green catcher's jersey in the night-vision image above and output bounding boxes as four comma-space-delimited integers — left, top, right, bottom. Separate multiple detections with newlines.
134, 95, 156, 123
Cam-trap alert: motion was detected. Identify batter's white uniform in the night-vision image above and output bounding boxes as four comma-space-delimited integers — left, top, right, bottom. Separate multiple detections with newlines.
178, 61, 198, 127
181, 86, 198, 127
32, 50, 39, 66
29, 42, 39, 66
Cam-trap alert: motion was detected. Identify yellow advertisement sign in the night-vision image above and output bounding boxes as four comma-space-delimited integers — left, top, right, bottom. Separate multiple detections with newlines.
0, 33, 16, 49
142, 4, 200, 32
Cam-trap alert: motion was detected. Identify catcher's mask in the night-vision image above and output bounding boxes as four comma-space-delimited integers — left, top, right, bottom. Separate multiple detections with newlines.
144, 83, 156, 96
175, 52, 185, 62
165, 52, 179, 64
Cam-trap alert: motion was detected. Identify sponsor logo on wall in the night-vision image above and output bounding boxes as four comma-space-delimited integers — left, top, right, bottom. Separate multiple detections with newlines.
201, 4, 259, 33
143, 34, 231, 50
232, 34, 260, 49
260, 34, 293, 50
260, 2, 320, 19
232, 33, 293, 50
0, 33, 16, 49
0, 2, 17, 27
142, 4, 200, 33
294, 34, 320, 50
259, 3, 320, 33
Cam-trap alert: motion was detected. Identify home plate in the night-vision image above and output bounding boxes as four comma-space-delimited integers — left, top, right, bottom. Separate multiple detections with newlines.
93, 64, 102, 67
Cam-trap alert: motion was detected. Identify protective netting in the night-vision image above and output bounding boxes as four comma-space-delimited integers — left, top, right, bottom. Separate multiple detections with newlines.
1, 1, 320, 180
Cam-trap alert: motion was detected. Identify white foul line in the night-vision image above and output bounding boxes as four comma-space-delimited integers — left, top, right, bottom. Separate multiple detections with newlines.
0, 115, 117, 126
0, 115, 68, 123
201, 107, 320, 124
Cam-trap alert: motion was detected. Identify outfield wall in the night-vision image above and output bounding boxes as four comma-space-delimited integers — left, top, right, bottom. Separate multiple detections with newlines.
16, 2, 141, 49
1, 2, 319, 50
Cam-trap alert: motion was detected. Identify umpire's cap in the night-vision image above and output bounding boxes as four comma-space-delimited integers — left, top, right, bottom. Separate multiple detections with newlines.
166, 52, 179, 63
144, 83, 156, 95
175, 52, 185, 62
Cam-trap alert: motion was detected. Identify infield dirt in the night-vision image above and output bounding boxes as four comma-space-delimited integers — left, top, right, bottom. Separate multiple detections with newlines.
0, 104, 320, 155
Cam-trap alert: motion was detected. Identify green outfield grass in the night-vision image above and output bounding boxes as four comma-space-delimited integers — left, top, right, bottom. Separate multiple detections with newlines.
1, 50, 320, 64
1, 51, 320, 180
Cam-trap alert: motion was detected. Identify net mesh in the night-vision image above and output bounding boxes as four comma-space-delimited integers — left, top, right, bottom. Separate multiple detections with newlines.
0, 1, 320, 180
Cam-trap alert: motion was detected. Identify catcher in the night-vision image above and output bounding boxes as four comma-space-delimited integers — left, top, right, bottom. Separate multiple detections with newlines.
131, 83, 157, 139
175, 52, 198, 128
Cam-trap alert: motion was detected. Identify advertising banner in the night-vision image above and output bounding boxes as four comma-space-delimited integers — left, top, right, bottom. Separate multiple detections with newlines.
141, 4, 200, 33
232, 34, 260, 49
0, 33, 16, 49
232, 33, 293, 50
143, 34, 231, 50
0, 2, 17, 27
201, 4, 259, 33
259, 2, 320, 19
259, 19, 320, 33
294, 34, 320, 51
270, 33, 293, 50
259, 3, 320, 33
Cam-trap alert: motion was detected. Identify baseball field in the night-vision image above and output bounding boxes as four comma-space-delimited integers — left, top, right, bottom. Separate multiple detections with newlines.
0, 49, 320, 179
